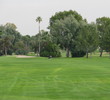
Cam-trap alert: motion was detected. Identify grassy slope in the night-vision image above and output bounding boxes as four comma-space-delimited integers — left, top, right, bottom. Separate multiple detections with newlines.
0, 56, 110, 100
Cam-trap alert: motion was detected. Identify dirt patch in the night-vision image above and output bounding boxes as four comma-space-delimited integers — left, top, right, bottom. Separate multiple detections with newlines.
16, 55, 36, 58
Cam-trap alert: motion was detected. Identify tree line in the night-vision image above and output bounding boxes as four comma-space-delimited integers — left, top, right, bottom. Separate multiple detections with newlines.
0, 10, 110, 58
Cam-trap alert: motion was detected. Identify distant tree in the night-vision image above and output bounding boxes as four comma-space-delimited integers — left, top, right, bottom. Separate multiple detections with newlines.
5, 23, 17, 30
50, 10, 83, 26
70, 20, 87, 57
22, 35, 31, 53
40, 42, 61, 57
30, 30, 50, 56
36, 17, 42, 33
30, 35, 39, 54
36, 16, 42, 56
101, 21, 110, 57
0, 25, 14, 55
75, 23, 99, 58
40, 30, 52, 43
0, 26, 4, 55
4, 23, 22, 54
96, 17, 110, 57
50, 10, 86, 57
0, 23, 33, 55
0, 26, 4, 36
0, 23, 23, 55
0, 38, 4, 55
50, 14, 83, 57
14, 41, 28, 55
39, 30, 61, 57
1, 35, 12, 55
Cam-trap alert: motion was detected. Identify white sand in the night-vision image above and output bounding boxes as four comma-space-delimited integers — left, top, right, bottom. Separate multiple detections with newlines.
16, 55, 36, 58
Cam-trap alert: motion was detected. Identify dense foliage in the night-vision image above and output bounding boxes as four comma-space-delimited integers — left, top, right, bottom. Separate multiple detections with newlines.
96, 17, 110, 57
0, 10, 110, 58
40, 42, 61, 57
50, 10, 99, 57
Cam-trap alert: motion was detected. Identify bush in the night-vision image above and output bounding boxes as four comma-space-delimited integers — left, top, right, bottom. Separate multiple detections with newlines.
7, 49, 14, 55
15, 49, 28, 55
40, 42, 61, 57
71, 49, 86, 57
71, 51, 86, 57
0, 52, 3, 56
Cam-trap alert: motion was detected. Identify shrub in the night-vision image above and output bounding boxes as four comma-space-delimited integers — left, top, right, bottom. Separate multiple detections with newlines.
71, 49, 86, 57
15, 49, 28, 55
40, 42, 61, 57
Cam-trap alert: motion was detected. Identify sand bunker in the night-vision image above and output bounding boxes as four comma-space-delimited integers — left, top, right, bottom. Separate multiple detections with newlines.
16, 55, 36, 58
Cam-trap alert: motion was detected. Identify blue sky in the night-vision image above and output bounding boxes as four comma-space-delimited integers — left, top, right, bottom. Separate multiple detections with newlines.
0, 0, 110, 36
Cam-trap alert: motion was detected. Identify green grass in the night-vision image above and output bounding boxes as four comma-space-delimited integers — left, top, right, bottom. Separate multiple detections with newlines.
0, 56, 110, 100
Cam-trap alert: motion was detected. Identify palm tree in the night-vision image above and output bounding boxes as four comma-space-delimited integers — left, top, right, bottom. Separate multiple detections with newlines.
36, 16, 42, 56
36, 17, 42, 33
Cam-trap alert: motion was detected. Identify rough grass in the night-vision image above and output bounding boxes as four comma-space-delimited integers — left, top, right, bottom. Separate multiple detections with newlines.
0, 56, 110, 100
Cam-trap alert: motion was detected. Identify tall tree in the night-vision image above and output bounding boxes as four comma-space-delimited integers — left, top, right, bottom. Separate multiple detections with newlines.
0, 23, 23, 55
39, 30, 61, 57
96, 17, 110, 57
101, 20, 110, 57
50, 11, 83, 57
22, 35, 31, 52
1, 35, 12, 55
36, 16, 42, 56
5, 23, 17, 30
30, 35, 39, 54
50, 10, 83, 27
76, 23, 99, 58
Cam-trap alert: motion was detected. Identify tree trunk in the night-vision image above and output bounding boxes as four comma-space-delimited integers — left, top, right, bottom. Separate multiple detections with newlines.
86, 51, 88, 58
100, 50, 103, 57
39, 22, 40, 34
38, 42, 40, 57
5, 47, 7, 56
38, 22, 41, 57
66, 48, 70, 57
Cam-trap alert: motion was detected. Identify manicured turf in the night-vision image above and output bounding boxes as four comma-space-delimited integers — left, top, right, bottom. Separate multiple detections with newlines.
0, 56, 110, 100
